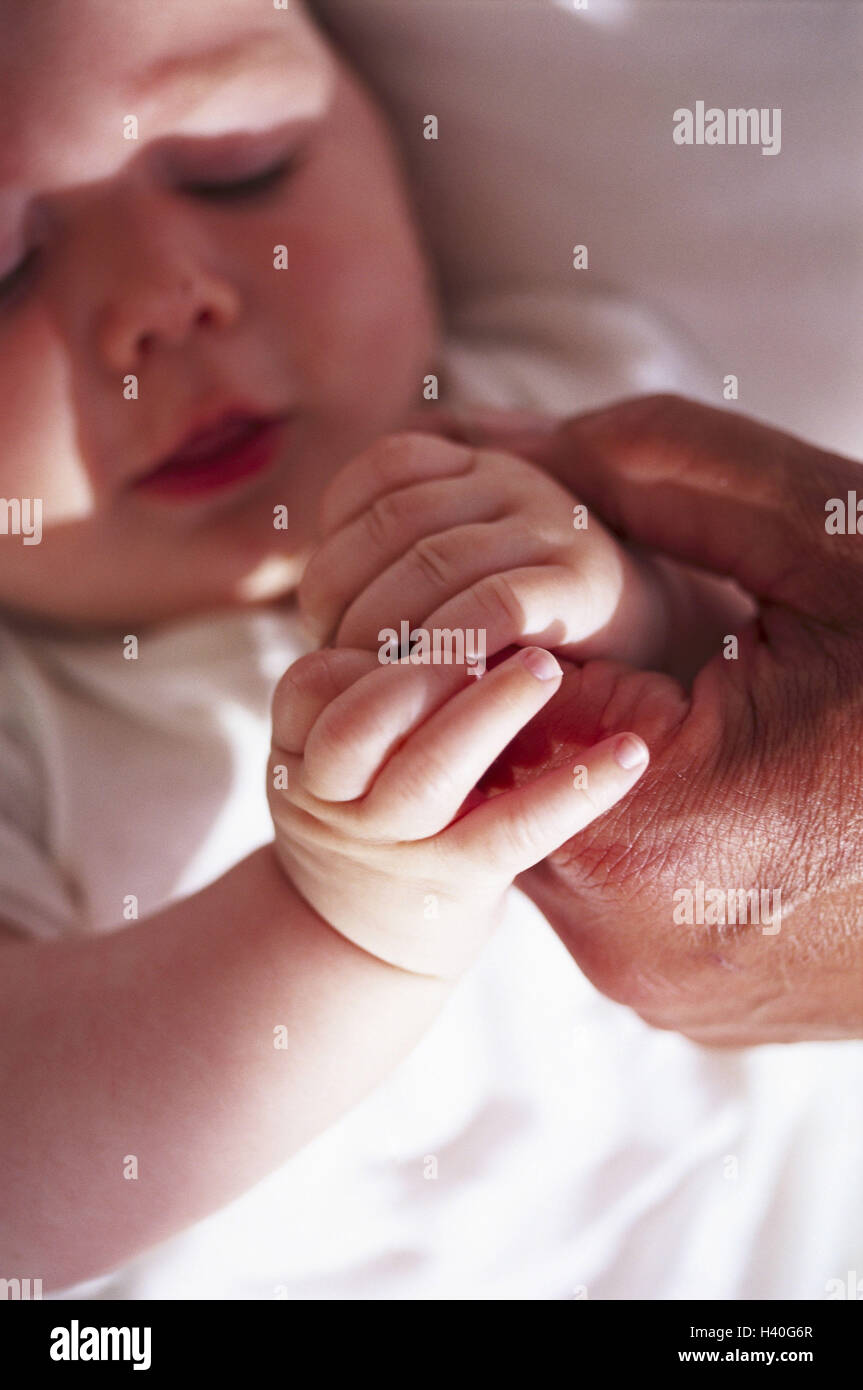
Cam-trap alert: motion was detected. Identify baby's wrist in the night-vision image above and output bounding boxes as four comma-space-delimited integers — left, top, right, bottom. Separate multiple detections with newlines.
269, 840, 505, 981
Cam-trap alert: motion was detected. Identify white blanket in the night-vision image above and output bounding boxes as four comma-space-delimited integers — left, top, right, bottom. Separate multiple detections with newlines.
316, 0, 863, 456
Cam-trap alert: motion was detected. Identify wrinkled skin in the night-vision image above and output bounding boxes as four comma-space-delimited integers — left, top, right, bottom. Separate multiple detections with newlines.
415, 395, 863, 1045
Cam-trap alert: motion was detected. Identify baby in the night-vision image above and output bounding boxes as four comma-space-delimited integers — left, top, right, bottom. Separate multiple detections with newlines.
0, 0, 728, 1296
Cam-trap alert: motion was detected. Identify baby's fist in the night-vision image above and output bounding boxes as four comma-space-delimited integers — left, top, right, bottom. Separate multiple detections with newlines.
267, 644, 650, 978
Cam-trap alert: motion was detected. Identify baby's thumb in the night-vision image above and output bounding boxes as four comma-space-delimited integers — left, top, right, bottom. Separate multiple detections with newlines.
445, 731, 649, 876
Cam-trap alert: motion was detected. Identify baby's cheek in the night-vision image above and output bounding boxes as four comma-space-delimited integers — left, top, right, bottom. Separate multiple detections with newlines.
291, 169, 434, 390
286, 238, 433, 457
0, 312, 93, 518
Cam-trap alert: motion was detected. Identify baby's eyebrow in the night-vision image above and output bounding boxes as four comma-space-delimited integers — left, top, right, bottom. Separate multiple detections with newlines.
132, 34, 305, 102
128, 30, 329, 136
0, 30, 326, 199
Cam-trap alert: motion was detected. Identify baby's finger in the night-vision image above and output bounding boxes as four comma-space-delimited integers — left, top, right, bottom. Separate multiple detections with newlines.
405, 406, 559, 442
302, 658, 471, 802
361, 647, 564, 839
441, 732, 649, 874
420, 558, 623, 663
318, 432, 476, 538
333, 519, 559, 651
300, 482, 516, 644
271, 648, 380, 754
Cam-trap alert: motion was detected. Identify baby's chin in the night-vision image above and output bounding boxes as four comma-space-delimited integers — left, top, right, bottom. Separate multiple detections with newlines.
59, 553, 305, 633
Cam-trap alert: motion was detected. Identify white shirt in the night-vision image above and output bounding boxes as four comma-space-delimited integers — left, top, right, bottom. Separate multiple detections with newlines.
1, 290, 862, 1299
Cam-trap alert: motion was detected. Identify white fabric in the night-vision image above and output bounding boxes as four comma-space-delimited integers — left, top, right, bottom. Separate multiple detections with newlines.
1, 288, 862, 1300
317, 0, 863, 457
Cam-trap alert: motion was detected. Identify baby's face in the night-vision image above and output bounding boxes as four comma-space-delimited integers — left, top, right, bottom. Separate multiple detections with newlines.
0, 0, 438, 627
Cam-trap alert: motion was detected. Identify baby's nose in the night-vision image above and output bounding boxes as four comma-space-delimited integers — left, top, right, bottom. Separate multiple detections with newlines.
96, 259, 241, 371
79, 192, 241, 370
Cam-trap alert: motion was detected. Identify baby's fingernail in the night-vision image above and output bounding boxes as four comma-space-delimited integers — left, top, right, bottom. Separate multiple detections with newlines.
613, 734, 649, 770
520, 647, 562, 681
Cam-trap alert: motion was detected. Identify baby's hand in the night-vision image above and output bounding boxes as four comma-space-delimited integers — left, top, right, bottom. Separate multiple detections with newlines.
298, 432, 672, 672
267, 646, 648, 978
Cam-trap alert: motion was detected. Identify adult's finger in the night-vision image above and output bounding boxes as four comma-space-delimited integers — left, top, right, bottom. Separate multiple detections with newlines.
418, 395, 863, 623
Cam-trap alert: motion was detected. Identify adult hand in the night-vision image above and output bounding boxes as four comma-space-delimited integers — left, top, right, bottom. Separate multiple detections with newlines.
409, 395, 863, 1045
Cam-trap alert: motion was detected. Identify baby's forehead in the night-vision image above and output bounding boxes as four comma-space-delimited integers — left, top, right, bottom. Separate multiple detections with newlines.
0, 0, 327, 192
0, 0, 308, 73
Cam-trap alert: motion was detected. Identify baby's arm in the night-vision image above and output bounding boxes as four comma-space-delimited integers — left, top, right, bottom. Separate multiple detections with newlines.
0, 851, 447, 1290
0, 645, 646, 1291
